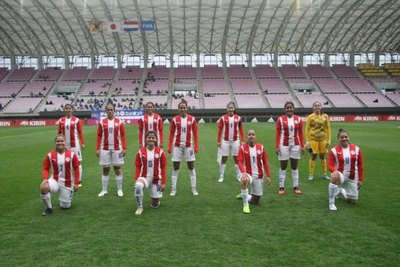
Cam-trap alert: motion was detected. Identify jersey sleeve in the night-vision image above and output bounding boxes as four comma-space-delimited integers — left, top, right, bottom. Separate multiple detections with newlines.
72, 153, 80, 185
238, 117, 245, 142
327, 149, 336, 173
138, 118, 144, 146
237, 146, 246, 173
298, 117, 305, 148
357, 148, 364, 182
275, 118, 281, 149
192, 118, 199, 152
120, 122, 127, 150
161, 151, 167, 185
168, 119, 176, 151
305, 114, 311, 143
325, 114, 331, 144
42, 154, 51, 180
217, 117, 223, 142
158, 116, 164, 147
262, 148, 271, 177
77, 119, 85, 145
134, 152, 141, 181
96, 122, 102, 150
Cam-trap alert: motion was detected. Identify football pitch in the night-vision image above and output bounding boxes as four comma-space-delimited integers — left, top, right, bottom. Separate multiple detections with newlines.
1, 122, 399, 266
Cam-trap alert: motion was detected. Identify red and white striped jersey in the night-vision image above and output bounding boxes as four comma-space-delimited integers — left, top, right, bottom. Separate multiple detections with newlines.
237, 143, 271, 178
328, 144, 364, 182
96, 118, 127, 151
217, 114, 245, 142
275, 115, 304, 148
138, 113, 164, 147
168, 115, 199, 150
42, 150, 80, 187
57, 116, 85, 149
135, 146, 167, 185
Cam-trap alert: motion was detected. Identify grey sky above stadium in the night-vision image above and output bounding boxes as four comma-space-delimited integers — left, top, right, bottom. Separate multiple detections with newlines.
0, 0, 399, 57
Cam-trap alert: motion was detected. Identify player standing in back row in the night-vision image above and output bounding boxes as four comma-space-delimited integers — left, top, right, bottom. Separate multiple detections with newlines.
57, 103, 85, 187
96, 103, 127, 197
216, 102, 245, 183
138, 101, 164, 148
168, 99, 199, 196
305, 101, 331, 180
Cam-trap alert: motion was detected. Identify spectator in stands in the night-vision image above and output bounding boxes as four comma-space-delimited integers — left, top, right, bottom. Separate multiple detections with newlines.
168, 99, 199, 196
275, 101, 305, 195
96, 103, 127, 198
327, 129, 364, 211
139, 102, 164, 149
236, 129, 271, 214
305, 101, 331, 180
373, 98, 378, 103
57, 103, 85, 187
40, 134, 80, 216
133, 130, 168, 215
216, 102, 245, 183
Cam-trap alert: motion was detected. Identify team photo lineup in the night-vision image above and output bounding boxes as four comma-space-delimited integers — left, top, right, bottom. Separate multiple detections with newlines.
42, 99, 363, 216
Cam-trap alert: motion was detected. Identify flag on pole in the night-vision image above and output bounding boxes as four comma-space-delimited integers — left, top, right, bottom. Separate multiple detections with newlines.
105, 21, 121, 33
122, 20, 139, 32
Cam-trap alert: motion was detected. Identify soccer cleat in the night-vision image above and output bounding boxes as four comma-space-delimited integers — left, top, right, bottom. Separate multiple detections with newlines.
135, 207, 143, 215
192, 189, 199, 196
308, 175, 314, 181
218, 177, 224, 183
236, 193, 242, 199
117, 189, 124, 197
293, 187, 302, 195
170, 190, 176, 197
324, 174, 331, 180
42, 208, 53, 216
242, 204, 250, 214
98, 190, 108, 197
329, 203, 337, 211
278, 187, 285, 195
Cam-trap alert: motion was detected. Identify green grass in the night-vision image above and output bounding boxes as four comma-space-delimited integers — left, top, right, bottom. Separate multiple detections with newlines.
1, 122, 399, 266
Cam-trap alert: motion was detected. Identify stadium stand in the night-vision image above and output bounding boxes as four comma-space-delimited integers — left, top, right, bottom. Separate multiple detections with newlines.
254, 65, 280, 79
6, 67, 36, 81
61, 67, 90, 81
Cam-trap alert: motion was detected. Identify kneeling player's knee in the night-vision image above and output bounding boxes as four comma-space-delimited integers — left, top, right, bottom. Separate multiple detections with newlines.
249, 195, 260, 205
60, 201, 71, 209
135, 182, 144, 194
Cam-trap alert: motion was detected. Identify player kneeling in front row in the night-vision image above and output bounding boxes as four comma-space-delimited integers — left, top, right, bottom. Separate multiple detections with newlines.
134, 131, 167, 215
40, 134, 80, 216
328, 129, 364, 211
237, 130, 271, 214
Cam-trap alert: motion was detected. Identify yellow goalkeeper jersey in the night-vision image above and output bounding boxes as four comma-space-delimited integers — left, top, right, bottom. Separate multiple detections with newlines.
306, 113, 331, 142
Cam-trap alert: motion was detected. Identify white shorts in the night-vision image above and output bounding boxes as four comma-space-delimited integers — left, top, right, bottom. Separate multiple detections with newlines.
137, 177, 163, 199
99, 149, 124, 167
278, 145, 301, 161
220, 139, 240, 157
48, 178, 74, 207
69, 147, 82, 161
243, 173, 264, 196
172, 146, 195, 162
338, 173, 359, 200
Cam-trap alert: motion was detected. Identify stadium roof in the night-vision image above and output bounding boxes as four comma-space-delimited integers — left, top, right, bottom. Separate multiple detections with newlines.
0, 0, 399, 57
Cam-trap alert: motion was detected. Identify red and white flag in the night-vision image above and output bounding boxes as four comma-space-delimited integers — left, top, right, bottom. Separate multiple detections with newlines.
106, 21, 121, 33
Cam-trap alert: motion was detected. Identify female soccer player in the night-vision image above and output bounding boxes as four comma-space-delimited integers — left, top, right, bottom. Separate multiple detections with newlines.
134, 131, 167, 215
275, 101, 305, 195
168, 99, 199, 196
96, 103, 127, 197
216, 102, 245, 183
40, 134, 80, 216
237, 129, 271, 214
138, 102, 164, 148
57, 103, 85, 187
305, 101, 331, 180
327, 129, 364, 211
